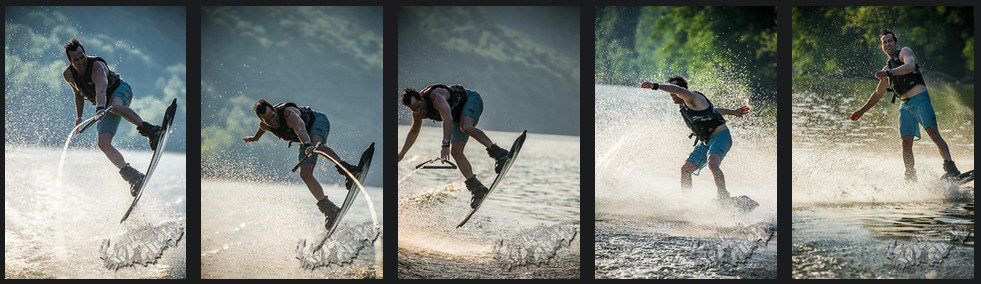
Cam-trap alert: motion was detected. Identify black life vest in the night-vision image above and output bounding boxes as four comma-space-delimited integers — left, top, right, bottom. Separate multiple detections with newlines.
885, 50, 926, 103
680, 91, 726, 145
68, 56, 121, 107
266, 102, 316, 145
421, 84, 468, 122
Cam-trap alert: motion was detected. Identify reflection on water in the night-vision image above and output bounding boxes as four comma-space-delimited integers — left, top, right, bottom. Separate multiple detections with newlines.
860, 203, 974, 246
794, 203, 974, 279
397, 126, 580, 279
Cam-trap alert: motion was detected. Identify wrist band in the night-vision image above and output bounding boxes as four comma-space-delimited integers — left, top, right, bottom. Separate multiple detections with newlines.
96, 106, 106, 112
441, 139, 450, 148
886, 70, 892, 76
651, 83, 660, 90
303, 142, 312, 148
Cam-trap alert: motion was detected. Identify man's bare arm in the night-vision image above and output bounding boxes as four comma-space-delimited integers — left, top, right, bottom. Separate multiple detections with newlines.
655, 83, 696, 101
888, 47, 917, 76
285, 108, 312, 144
398, 113, 424, 161
63, 70, 84, 119
716, 106, 750, 117
852, 78, 888, 120
253, 124, 267, 138
429, 90, 455, 142
91, 61, 109, 108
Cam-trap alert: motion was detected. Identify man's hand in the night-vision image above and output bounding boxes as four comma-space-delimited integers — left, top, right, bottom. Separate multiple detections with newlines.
734, 106, 751, 117
875, 70, 889, 80
440, 147, 450, 162
850, 110, 864, 121
639, 81, 658, 90
242, 136, 259, 143
74, 117, 83, 134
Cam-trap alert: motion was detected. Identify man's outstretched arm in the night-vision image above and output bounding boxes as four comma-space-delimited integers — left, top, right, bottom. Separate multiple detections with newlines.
716, 106, 750, 117
397, 113, 424, 162
639, 81, 696, 101
851, 75, 889, 121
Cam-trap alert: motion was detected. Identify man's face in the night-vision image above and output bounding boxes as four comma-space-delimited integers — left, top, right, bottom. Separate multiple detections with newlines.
257, 106, 277, 125
407, 97, 426, 114
67, 47, 87, 71
880, 34, 897, 55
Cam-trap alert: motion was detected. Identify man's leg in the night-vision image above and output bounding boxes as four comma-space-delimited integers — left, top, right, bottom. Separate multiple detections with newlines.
299, 163, 327, 201
108, 95, 144, 126
683, 142, 709, 191
97, 133, 127, 169
460, 116, 493, 148
923, 125, 953, 162
300, 135, 327, 201
450, 141, 475, 179
902, 136, 916, 181
453, 140, 488, 208
680, 162, 698, 191
707, 154, 728, 199
315, 144, 343, 163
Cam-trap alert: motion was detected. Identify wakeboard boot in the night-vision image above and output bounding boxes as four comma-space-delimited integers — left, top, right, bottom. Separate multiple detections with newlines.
717, 189, 731, 201
905, 168, 918, 182
335, 160, 362, 190
317, 197, 342, 231
137, 122, 164, 151
486, 144, 510, 174
941, 160, 961, 180
119, 163, 145, 197
465, 176, 489, 209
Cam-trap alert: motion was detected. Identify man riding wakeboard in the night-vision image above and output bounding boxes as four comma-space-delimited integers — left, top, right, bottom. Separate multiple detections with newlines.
397, 84, 510, 208
640, 76, 751, 201
243, 99, 361, 230
850, 29, 962, 182
61, 38, 165, 196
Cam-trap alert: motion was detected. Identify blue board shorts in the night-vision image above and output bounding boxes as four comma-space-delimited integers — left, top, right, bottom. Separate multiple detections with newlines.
97, 81, 133, 136
686, 128, 733, 175
297, 112, 331, 166
898, 90, 937, 141
449, 90, 484, 143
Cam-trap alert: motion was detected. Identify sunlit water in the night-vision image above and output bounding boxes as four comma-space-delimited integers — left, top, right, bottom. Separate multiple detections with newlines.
397, 126, 581, 279
5, 146, 186, 279
792, 80, 974, 279
594, 84, 778, 279
201, 179, 383, 279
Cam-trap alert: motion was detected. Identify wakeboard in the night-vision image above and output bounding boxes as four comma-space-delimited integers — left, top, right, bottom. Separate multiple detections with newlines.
946, 169, 974, 199
121, 98, 177, 223
719, 195, 759, 213
457, 130, 527, 228
312, 142, 374, 252
951, 170, 974, 185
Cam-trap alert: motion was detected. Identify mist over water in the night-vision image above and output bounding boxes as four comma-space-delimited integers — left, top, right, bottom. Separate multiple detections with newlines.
5, 146, 187, 279
397, 126, 580, 279
792, 77, 974, 278
201, 179, 383, 279
792, 80, 974, 205
594, 84, 777, 279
